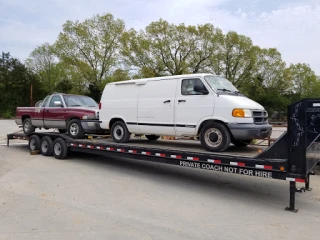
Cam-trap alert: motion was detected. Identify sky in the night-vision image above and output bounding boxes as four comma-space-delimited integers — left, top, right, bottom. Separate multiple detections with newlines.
0, 0, 319, 74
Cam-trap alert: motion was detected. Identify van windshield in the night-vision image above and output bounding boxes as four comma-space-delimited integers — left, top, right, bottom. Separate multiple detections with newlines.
204, 75, 239, 94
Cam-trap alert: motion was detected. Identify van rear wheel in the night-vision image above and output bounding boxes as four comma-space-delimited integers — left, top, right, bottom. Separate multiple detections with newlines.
200, 122, 231, 152
111, 121, 130, 143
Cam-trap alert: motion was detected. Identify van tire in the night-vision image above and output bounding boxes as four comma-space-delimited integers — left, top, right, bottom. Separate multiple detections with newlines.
200, 122, 231, 152
111, 121, 130, 143
145, 135, 160, 141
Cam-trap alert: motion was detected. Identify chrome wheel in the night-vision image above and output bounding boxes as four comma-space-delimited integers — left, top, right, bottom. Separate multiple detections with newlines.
41, 141, 48, 153
24, 121, 30, 133
54, 143, 62, 156
29, 138, 36, 151
69, 123, 79, 136
204, 128, 223, 148
113, 125, 124, 141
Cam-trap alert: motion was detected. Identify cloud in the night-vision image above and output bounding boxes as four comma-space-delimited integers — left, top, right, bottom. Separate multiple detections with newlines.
0, 0, 319, 74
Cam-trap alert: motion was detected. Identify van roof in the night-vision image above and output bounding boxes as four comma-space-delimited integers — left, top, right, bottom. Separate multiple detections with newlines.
108, 73, 218, 85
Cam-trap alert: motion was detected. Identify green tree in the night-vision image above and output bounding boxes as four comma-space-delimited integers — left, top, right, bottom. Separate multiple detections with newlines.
54, 13, 125, 96
0, 52, 42, 117
210, 31, 257, 88
25, 43, 62, 93
121, 19, 223, 77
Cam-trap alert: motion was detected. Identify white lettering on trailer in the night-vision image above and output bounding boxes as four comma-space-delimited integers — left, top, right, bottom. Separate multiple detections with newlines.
179, 161, 273, 178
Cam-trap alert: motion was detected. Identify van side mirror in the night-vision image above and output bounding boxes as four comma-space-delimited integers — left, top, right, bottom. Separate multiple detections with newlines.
54, 101, 63, 107
194, 84, 209, 94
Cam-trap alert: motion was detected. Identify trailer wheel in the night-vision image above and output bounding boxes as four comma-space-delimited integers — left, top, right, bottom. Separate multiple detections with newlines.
23, 118, 35, 134
145, 135, 160, 141
53, 138, 68, 159
111, 121, 130, 143
67, 119, 85, 139
40, 136, 53, 156
200, 122, 231, 152
29, 135, 41, 152
232, 140, 252, 147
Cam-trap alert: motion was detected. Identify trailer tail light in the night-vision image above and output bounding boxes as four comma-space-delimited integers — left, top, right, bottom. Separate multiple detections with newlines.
99, 102, 102, 110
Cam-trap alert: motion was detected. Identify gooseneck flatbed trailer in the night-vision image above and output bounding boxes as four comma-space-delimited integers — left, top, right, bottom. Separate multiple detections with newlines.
6, 99, 320, 212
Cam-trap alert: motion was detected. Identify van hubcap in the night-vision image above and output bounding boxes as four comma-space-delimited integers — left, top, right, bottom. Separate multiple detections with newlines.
113, 125, 124, 140
205, 128, 222, 147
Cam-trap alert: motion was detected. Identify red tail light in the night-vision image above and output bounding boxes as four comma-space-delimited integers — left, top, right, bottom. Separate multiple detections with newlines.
99, 102, 102, 110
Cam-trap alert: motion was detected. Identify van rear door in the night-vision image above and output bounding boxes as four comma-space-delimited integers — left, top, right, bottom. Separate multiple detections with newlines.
137, 79, 177, 135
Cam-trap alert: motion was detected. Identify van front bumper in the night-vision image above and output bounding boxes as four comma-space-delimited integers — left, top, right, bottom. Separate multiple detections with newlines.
228, 123, 272, 140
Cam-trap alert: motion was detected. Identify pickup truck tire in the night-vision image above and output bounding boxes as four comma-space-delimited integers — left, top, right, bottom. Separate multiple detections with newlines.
29, 135, 41, 152
23, 118, 35, 134
53, 138, 68, 159
67, 119, 85, 139
200, 122, 231, 152
111, 121, 130, 143
232, 140, 252, 147
145, 135, 160, 141
40, 136, 53, 156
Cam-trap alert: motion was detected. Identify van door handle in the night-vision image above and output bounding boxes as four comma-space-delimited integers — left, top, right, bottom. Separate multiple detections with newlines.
163, 100, 171, 103
178, 100, 186, 103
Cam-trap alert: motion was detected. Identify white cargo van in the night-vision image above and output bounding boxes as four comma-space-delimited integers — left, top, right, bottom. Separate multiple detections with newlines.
99, 73, 272, 152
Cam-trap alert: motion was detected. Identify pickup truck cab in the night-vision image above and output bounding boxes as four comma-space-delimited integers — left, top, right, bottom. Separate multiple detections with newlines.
99, 73, 272, 152
16, 93, 103, 139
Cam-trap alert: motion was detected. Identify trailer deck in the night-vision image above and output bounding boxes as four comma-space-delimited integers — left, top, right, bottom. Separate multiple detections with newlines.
6, 98, 320, 212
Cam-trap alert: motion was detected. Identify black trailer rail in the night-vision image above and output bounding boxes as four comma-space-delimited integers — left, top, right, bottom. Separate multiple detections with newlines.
6, 98, 320, 212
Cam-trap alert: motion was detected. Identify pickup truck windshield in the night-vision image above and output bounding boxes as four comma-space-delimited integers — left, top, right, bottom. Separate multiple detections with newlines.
204, 75, 239, 93
63, 95, 98, 107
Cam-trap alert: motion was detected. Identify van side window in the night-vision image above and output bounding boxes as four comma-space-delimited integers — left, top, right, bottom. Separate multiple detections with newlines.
181, 79, 207, 95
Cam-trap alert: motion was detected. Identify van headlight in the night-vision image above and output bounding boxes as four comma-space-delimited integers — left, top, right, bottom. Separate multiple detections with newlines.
232, 109, 252, 118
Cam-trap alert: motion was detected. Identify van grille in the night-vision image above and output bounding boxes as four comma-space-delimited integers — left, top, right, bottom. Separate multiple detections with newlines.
253, 110, 268, 124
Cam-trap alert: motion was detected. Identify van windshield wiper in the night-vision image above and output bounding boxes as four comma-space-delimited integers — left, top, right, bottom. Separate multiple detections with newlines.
217, 88, 232, 92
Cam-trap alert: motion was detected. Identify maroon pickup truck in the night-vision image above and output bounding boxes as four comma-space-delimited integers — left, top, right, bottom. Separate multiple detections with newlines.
15, 93, 104, 139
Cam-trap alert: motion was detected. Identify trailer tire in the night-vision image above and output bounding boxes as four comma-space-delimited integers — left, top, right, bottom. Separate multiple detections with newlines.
40, 136, 53, 156
67, 119, 85, 139
23, 118, 35, 134
29, 135, 41, 152
145, 135, 160, 141
53, 138, 68, 159
111, 121, 130, 143
200, 122, 231, 152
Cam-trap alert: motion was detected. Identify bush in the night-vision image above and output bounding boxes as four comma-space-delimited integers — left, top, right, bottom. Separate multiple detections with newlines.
1, 110, 13, 119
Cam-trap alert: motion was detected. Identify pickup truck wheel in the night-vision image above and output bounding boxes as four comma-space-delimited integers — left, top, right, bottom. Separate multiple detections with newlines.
111, 121, 130, 143
232, 140, 252, 147
67, 119, 85, 139
200, 122, 231, 152
145, 135, 160, 141
23, 118, 35, 134
29, 135, 41, 152
53, 138, 68, 159
40, 136, 53, 156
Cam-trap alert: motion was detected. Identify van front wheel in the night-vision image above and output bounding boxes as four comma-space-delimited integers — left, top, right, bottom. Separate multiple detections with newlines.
111, 121, 130, 143
200, 122, 231, 152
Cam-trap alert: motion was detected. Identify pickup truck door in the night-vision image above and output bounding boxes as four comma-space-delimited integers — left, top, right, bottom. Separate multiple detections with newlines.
43, 95, 67, 129
32, 95, 50, 127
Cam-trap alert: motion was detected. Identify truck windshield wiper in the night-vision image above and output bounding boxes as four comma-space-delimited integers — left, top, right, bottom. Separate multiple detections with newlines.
217, 88, 232, 92
70, 104, 82, 107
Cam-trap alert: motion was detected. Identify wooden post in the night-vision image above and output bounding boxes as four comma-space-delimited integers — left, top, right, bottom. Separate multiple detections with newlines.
30, 83, 33, 106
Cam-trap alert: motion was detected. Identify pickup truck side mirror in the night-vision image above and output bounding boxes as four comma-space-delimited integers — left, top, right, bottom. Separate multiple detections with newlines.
194, 84, 209, 95
54, 101, 63, 107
